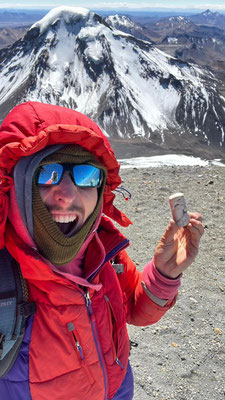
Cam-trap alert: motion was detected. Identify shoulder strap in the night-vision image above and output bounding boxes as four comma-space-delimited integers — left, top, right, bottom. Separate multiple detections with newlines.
0, 248, 36, 378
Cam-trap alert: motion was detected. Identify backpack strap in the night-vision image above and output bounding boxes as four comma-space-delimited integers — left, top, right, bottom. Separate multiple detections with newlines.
0, 248, 36, 378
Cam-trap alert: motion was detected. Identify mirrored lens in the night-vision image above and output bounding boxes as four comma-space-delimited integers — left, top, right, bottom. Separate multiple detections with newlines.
37, 164, 63, 185
73, 165, 101, 187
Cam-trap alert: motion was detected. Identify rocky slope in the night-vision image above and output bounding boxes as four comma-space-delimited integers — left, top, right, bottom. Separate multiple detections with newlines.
0, 26, 28, 49
114, 164, 225, 399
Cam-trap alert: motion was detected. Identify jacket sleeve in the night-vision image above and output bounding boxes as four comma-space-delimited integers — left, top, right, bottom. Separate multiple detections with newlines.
115, 249, 177, 326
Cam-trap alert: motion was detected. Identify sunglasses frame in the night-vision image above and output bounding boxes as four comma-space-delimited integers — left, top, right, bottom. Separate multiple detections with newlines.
36, 163, 103, 188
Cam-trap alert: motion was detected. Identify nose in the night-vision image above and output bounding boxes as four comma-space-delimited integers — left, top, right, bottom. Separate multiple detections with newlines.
53, 172, 78, 205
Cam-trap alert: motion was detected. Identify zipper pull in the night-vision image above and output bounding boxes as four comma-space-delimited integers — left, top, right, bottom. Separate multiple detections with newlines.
67, 322, 84, 360
116, 357, 124, 370
76, 341, 84, 360
85, 290, 93, 315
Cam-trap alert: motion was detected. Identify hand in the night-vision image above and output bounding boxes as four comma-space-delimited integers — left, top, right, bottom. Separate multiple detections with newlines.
154, 213, 204, 279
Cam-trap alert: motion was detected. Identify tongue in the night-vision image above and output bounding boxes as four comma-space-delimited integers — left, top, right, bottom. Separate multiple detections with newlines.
56, 221, 76, 235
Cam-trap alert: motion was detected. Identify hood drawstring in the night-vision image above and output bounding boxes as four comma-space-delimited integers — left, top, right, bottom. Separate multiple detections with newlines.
114, 187, 131, 201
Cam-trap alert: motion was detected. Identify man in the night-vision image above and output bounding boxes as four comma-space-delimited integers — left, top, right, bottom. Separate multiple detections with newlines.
0, 101, 203, 400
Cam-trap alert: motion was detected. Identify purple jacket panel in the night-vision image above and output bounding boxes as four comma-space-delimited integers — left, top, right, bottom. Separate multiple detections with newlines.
0, 315, 33, 399
112, 361, 134, 400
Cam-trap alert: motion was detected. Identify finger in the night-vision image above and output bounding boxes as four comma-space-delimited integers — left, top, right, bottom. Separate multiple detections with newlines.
186, 223, 204, 250
188, 218, 204, 236
189, 212, 202, 222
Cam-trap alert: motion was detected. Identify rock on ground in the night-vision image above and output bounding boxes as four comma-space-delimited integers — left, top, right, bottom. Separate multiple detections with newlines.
114, 165, 225, 400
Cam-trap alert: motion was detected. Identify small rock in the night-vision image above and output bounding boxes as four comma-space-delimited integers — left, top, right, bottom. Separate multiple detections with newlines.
130, 340, 138, 348
214, 328, 222, 335
190, 297, 198, 303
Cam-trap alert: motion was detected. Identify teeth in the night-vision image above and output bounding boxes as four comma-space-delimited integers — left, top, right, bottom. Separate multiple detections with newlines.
52, 215, 77, 223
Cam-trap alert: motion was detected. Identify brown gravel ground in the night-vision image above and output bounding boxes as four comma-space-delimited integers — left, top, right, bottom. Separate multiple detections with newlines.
113, 165, 225, 400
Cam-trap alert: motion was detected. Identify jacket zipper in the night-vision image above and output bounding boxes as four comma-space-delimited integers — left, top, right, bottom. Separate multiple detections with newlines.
67, 321, 94, 385
75, 240, 129, 398
104, 295, 124, 370
84, 290, 109, 400
87, 238, 129, 283
102, 239, 129, 265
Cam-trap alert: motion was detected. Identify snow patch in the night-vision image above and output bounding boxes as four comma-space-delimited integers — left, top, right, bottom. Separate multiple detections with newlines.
119, 154, 225, 169
167, 37, 178, 44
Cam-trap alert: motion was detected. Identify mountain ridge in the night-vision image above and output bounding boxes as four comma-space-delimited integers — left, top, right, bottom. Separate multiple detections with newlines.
0, 6, 225, 156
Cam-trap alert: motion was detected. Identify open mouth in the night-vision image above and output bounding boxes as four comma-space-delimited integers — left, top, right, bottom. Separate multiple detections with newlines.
51, 215, 79, 235
56, 221, 77, 235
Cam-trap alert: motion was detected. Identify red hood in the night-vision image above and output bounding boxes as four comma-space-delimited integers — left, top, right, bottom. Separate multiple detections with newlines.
0, 101, 132, 248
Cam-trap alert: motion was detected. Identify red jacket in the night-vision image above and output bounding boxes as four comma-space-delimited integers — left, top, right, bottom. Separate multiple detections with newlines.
0, 102, 176, 399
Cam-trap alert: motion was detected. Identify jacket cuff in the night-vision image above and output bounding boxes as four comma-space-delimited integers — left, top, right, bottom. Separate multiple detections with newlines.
141, 282, 169, 306
142, 259, 181, 300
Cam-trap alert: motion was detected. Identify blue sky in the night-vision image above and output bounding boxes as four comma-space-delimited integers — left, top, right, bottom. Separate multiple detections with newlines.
1, 1, 225, 11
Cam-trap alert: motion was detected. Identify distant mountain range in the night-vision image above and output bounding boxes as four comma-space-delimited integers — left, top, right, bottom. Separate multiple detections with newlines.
0, 10, 47, 27
188, 9, 225, 28
0, 7, 225, 158
2, 8, 225, 76
105, 11, 225, 77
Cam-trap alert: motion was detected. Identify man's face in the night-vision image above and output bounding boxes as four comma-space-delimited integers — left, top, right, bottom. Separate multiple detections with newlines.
38, 171, 98, 235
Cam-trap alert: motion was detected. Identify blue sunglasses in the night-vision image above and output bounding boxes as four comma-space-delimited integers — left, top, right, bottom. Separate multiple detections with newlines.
36, 163, 103, 188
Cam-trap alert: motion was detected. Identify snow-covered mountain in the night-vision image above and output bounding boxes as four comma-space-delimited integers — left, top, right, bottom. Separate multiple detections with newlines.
0, 6, 225, 148
154, 16, 196, 33
189, 9, 225, 28
105, 14, 153, 43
